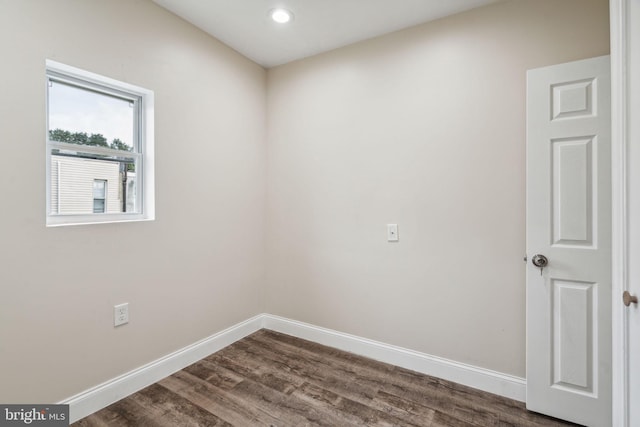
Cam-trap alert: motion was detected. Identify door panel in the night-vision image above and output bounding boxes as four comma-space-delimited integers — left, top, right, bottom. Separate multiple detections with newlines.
526, 55, 611, 427
552, 279, 595, 394
552, 137, 594, 246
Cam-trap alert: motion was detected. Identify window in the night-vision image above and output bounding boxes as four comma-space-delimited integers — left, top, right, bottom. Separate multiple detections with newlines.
46, 60, 154, 226
93, 180, 107, 213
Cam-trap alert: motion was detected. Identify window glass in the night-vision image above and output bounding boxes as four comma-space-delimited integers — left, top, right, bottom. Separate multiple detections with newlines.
48, 81, 135, 151
92, 180, 107, 214
45, 60, 154, 226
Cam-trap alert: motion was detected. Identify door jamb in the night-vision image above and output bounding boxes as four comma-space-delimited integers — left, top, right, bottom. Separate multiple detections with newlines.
610, 0, 629, 425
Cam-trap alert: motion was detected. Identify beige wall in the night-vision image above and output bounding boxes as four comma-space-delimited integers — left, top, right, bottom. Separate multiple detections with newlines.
0, 1, 266, 403
265, 0, 610, 377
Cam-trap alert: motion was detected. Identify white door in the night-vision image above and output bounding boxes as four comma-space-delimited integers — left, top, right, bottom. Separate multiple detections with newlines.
526, 55, 611, 427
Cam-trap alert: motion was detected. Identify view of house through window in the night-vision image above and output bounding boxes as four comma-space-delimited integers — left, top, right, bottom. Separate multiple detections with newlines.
45, 61, 152, 226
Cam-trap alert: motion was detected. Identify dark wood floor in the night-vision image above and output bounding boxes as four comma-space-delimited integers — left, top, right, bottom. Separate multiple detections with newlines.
73, 330, 579, 426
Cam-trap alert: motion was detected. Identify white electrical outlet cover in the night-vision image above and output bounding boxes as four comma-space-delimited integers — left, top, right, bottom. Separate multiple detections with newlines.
114, 303, 129, 327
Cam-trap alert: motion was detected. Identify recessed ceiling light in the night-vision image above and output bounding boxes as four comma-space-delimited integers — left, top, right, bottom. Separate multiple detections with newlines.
270, 8, 293, 24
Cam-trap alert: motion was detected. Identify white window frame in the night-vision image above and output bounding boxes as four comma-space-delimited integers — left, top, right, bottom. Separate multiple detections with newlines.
45, 60, 154, 226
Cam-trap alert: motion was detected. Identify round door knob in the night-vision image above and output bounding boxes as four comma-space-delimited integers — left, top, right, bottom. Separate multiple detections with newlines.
623, 291, 638, 307
531, 254, 548, 268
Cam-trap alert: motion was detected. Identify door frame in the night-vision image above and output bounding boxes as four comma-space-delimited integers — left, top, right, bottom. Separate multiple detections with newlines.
610, 0, 632, 425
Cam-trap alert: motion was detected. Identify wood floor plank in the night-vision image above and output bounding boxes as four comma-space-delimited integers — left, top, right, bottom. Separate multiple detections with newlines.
73, 387, 159, 427
242, 333, 384, 403
388, 366, 570, 427
158, 371, 274, 426
371, 389, 437, 426
73, 329, 579, 427
182, 360, 244, 391
292, 381, 424, 427
214, 337, 325, 386
135, 384, 231, 427
205, 351, 306, 395
227, 374, 340, 426
247, 331, 500, 426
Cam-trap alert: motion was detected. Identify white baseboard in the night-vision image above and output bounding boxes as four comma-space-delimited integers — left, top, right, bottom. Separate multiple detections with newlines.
63, 313, 526, 423
62, 314, 263, 423
262, 314, 526, 402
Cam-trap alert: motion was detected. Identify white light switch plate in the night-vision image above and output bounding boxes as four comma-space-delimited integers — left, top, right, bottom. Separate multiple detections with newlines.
387, 224, 399, 242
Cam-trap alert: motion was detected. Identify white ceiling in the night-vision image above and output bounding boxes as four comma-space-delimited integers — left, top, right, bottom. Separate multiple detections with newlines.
152, 0, 501, 68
